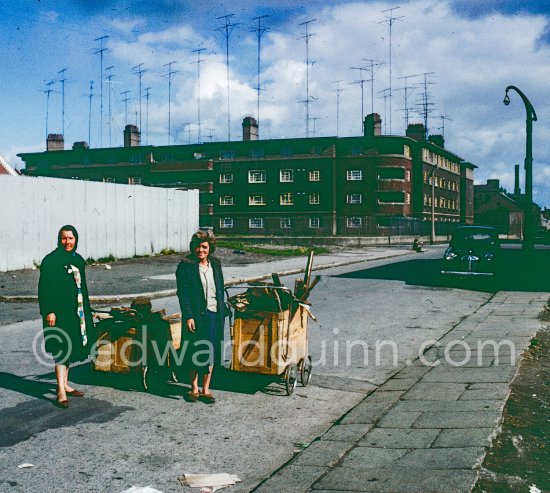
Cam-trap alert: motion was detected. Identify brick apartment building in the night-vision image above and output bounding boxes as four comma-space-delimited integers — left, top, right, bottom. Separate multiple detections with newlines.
20, 114, 475, 236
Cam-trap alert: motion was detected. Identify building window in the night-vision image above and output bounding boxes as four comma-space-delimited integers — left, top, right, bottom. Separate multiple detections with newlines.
309, 217, 320, 228
220, 150, 236, 160
280, 169, 294, 182
250, 148, 264, 159
219, 173, 233, 184
280, 192, 293, 205
406, 170, 411, 181
249, 194, 266, 206
346, 216, 362, 228
103, 177, 116, 183
346, 169, 362, 181
220, 217, 233, 229
309, 193, 320, 205
405, 192, 411, 205
404, 144, 411, 158
281, 147, 293, 157
128, 176, 142, 185
309, 170, 320, 181
249, 217, 264, 229
280, 217, 291, 229
248, 170, 266, 183
346, 193, 362, 204
219, 195, 234, 206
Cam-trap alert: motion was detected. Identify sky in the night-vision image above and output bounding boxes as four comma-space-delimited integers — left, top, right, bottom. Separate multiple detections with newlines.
1, 0, 550, 208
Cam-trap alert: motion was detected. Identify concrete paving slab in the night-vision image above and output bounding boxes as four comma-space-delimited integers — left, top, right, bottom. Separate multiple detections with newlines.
291, 440, 356, 467
392, 399, 503, 413
253, 465, 327, 493
376, 410, 422, 428
340, 401, 395, 425
313, 467, 478, 493
320, 424, 373, 442
402, 382, 467, 400
421, 366, 517, 383
378, 378, 417, 391
395, 447, 485, 469
339, 447, 408, 469
413, 410, 501, 429
433, 428, 496, 448
359, 428, 440, 449
363, 390, 406, 403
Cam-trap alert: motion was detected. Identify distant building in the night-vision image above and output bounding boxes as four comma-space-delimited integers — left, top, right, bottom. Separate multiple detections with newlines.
20, 116, 475, 236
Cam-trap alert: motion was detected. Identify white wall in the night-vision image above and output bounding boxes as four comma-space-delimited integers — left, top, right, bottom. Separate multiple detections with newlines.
0, 176, 199, 272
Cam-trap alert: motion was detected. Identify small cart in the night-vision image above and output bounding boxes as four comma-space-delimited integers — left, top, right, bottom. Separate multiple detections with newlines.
92, 298, 182, 391
227, 279, 315, 395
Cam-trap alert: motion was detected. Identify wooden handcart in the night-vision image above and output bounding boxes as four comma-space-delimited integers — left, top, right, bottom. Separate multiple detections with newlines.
91, 297, 182, 391
227, 252, 318, 395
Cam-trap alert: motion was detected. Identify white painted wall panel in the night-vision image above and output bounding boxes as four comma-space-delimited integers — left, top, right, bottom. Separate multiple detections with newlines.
0, 176, 199, 271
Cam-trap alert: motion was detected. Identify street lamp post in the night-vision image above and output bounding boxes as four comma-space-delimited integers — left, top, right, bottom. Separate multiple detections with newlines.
503, 85, 537, 250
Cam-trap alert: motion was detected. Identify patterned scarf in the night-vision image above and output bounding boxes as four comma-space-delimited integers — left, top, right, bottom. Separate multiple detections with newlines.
68, 264, 88, 346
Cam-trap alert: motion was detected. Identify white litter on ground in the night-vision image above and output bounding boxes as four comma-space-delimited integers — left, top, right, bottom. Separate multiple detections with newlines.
17, 463, 34, 469
178, 473, 241, 491
119, 487, 163, 493
529, 485, 541, 493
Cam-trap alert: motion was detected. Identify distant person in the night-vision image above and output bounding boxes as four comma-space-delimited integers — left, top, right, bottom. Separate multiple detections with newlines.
412, 238, 423, 253
176, 231, 227, 404
38, 225, 92, 408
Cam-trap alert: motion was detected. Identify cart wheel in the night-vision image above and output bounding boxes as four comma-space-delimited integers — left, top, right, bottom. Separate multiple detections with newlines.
285, 363, 298, 395
300, 356, 312, 386
142, 366, 149, 391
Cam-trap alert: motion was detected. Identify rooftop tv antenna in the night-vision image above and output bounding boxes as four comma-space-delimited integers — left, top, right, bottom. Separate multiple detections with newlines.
252, 15, 269, 138
105, 66, 114, 147
88, 80, 94, 147
397, 73, 424, 129
378, 87, 390, 134
332, 80, 343, 136
350, 66, 368, 132
191, 47, 206, 144
132, 62, 147, 134
419, 72, 435, 138
94, 35, 109, 147
298, 19, 317, 138
363, 59, 384, 115
43, 80, 55, 142
217, 14, 239, 141
144, 87, 151, 145
439, 114, 452, 138
379, 7, 404, 134
58, 68, 67, 136
163, 61, 178, 145
120, 90, 130, 126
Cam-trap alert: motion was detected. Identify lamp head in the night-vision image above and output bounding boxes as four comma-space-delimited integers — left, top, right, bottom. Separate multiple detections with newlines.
503, 93, 511, 106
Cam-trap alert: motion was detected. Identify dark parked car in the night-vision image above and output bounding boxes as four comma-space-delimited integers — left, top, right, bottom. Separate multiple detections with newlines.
441, 226, 499, 276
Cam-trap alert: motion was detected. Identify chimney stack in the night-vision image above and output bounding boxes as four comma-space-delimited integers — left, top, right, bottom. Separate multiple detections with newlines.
364, 113, 382, 137
242, 116, 258, 141
47, 134, 64, 151
124, 124, 141, 147
514, 164, 521, 197
428, 134, 445, 148
406, 123, 426, 141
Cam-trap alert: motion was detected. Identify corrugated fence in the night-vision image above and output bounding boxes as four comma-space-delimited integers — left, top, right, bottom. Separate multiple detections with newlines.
0, 176, 199, 272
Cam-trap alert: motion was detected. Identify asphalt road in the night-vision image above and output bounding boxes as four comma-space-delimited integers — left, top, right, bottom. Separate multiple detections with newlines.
0, 249, 540, 493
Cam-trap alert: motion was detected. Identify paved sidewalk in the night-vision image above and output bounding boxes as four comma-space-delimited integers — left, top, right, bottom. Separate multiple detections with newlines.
252, 292, 548, 493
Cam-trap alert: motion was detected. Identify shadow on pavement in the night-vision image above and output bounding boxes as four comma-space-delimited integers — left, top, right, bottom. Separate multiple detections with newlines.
334, 249, 550, 293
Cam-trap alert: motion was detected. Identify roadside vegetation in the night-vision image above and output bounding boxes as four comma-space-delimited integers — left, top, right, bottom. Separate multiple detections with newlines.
216, 240, 329, 257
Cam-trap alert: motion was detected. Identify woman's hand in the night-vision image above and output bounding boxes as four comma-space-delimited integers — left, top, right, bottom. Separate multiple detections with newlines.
45, 313, 56, 327
186, 318, 196, 333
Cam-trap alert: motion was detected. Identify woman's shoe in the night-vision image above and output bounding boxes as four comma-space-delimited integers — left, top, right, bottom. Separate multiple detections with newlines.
56, 399, 69, 409
199, 392, 216, 404
186, 391, 200, 402
67, 390, 84, 397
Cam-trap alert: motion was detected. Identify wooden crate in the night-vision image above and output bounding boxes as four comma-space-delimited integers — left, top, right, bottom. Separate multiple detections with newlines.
94, 328, 142, 373
231, 306, 308, 375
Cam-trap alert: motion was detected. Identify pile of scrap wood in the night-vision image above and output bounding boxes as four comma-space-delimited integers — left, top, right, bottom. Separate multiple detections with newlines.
227, 251, 320, 318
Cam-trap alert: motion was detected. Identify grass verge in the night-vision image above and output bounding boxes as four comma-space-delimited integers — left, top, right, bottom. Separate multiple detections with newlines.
217, 241, 329, 256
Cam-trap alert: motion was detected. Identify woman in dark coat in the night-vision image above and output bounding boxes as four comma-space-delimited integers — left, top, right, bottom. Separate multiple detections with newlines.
38, 225, 92, 408
176, 230, 226, 403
